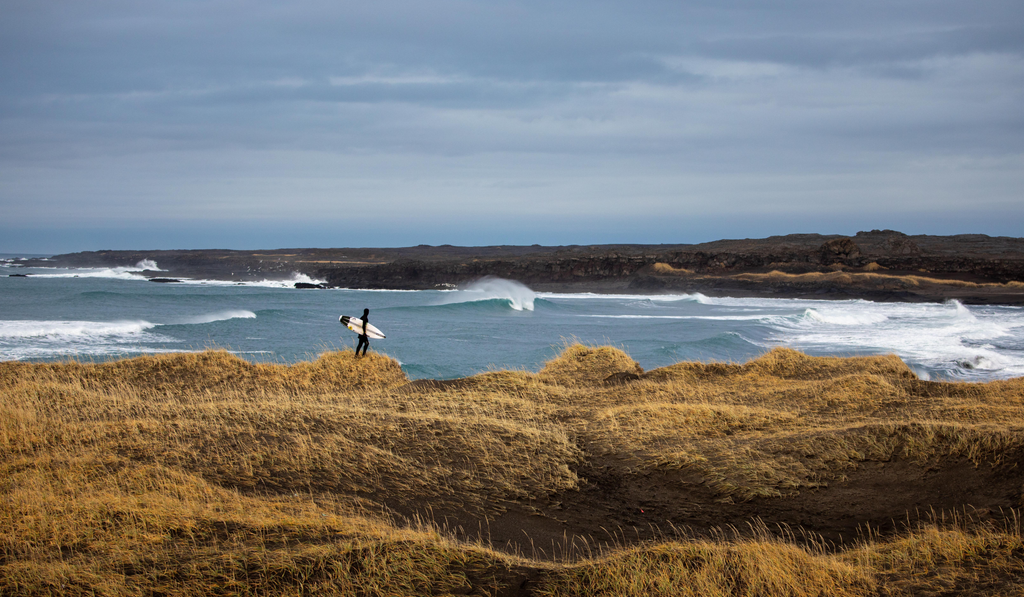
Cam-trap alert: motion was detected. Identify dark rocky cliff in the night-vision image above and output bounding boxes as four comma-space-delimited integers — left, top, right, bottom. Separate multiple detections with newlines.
19, 230, 1024, 304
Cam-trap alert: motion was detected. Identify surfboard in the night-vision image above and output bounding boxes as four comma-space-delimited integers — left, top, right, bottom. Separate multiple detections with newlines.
339, 315, 386, 339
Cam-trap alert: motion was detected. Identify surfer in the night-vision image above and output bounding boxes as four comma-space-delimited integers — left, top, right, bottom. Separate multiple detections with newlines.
339, 310, 384, 353
355, 308, 370, 356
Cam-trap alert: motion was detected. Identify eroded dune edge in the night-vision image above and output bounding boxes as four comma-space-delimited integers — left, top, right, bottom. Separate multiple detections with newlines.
3, 346, 1024, 596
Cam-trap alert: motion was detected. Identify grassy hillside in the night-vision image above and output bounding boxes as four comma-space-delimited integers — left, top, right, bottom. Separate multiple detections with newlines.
2, 346, 1023, 595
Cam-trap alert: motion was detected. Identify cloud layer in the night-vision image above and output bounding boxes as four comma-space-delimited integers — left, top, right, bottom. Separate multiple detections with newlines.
2, 1, 1022, 251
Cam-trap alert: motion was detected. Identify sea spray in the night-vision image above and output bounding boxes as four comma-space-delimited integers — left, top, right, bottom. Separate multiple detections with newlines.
288, 272, 326, 285
133, 259, 163, 271
442, 277, 537, 311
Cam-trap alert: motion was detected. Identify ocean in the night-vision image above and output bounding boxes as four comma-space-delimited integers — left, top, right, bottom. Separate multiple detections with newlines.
3, 256, 1023, 381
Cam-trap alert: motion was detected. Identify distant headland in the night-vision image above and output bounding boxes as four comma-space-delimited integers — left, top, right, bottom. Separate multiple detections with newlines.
19, 230, 1024, 304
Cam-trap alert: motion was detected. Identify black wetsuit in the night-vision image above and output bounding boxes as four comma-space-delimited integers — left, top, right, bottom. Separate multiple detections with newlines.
356, 309, 370, 356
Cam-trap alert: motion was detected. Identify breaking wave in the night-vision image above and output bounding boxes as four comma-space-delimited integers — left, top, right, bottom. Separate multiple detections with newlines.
0, 319, 157, 339
0, 310, 258, 361
765, 299, 1020, 379
168, 310, 257, 325
0, 319, 171, 361
438, 277, 537, 311
20, 259, 164, 281
134, 259, 162, 271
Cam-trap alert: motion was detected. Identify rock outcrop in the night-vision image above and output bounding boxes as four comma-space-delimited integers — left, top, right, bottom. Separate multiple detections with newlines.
21, 231, 1024, 304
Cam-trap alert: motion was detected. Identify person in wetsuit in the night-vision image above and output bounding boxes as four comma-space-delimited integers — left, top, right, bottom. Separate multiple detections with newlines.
355, 308, 370, 356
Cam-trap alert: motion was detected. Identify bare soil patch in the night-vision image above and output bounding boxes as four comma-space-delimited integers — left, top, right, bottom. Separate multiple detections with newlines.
385, 448, 1024, 562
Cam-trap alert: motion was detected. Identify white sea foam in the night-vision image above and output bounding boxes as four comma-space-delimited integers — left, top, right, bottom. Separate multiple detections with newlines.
764, 299, 1021, 379
246, 272, 327, 288
801, 308, 889, 326
540, 291, 710, 303
442, 277, 537, 311
133, 259, 163, 271
0, 311, 256, 361
583, 314, 772, 321
555, 292, 1023, 380
0, 319, 157, 339
0, 319, 179, 361
171, 310, 257, 325
29, 268, 150, 281
166, 271, 327, 288
23, 259, 165, 281
0, 346, 190, 361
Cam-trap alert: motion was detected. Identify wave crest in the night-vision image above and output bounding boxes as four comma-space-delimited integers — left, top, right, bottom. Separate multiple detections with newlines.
801, 308, 889, 326
441, 277, 536, 311
0, 319, 156, 339
172, 310, 257, 325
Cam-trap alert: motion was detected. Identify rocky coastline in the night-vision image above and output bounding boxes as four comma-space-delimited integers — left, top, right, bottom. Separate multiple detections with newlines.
17, 230, 1024, 304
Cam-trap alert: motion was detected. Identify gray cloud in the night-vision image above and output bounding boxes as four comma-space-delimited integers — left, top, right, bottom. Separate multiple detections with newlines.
1, 1, 1022, 251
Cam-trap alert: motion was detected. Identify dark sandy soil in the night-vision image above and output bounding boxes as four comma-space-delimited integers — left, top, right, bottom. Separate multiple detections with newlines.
378, 441, 1022, 563
455, 454, 1020, 560
380, 373, 1024, 563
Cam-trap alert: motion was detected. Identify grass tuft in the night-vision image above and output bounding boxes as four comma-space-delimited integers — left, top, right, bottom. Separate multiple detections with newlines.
539, 343, 644, 387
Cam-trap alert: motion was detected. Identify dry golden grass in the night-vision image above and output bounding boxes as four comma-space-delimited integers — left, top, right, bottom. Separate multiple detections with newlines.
587, 348, 1024, 501
3, 346, 1024, 595
730, 269, 1024, 291
537, 515, 1024, 597
650, 263, 695, 275
848, 514, 1024, 596
538, 343, 644, 388
536, 536, 876, 597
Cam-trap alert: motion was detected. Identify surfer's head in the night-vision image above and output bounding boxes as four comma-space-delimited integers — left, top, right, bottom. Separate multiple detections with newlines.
363, 308, 369, 316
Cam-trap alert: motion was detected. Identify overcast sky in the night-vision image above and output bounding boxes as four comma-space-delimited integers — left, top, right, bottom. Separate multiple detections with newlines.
2, 1, 1022, 253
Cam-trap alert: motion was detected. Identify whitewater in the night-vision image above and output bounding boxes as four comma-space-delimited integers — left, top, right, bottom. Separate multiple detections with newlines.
2, 259, 1023, 381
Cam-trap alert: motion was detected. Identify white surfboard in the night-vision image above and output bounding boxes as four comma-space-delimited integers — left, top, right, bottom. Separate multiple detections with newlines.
339, 315, 386, 339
